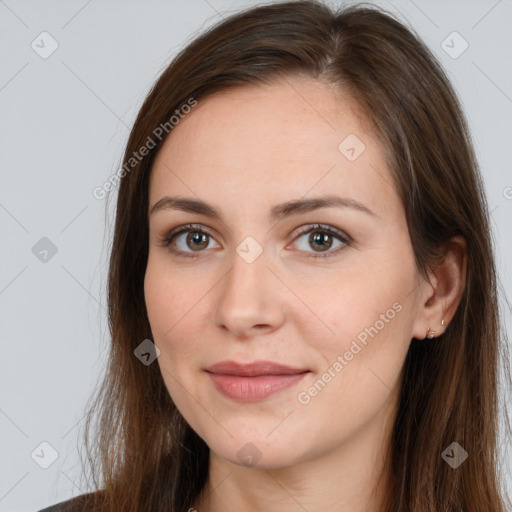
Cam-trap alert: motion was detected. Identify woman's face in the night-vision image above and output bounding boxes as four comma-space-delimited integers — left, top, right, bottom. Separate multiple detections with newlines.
144, 77, 427, 469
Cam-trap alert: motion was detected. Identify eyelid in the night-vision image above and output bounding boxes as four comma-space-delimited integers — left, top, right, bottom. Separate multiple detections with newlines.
162, 223, 216, 244
158, 222, 352, 258
291, 223, 351, 243
159, 223, 219, 256
288, 223, 352, 258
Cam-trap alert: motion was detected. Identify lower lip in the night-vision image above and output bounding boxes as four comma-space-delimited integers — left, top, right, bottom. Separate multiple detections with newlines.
207, 372, 309, 402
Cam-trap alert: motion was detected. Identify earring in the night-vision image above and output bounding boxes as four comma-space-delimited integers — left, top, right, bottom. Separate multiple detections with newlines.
426, 326, 436, 339
441, 319, 445, 326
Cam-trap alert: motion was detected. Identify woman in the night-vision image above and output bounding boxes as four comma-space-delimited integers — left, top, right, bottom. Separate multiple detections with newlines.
39, 1, 512, 511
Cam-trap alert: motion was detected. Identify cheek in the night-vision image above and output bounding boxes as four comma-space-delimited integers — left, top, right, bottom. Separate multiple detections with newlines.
144, 257, 197, 358
144, 255, 222, 392
301, 247, 415, 385
144, 248, 201, 329
144, 261, 206, 414
292, 280, 410, 445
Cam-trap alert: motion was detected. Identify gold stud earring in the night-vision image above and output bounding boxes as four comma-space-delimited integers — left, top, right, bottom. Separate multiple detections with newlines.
426, 326, 436, 339
441, 319, 445, 326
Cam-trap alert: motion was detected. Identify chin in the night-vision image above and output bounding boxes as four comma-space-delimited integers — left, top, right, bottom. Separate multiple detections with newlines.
204, 434, 303, 470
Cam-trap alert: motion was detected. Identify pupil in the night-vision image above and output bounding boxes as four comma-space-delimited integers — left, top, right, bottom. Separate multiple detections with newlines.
311, 232, 331, 251
188, 232, 208, 250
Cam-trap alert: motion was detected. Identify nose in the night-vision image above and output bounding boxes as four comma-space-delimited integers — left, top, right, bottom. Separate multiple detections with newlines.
212, 248, 286, 339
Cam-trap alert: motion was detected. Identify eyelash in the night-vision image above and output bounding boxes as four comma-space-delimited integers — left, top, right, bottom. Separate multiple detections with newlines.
158, 223, 352, 259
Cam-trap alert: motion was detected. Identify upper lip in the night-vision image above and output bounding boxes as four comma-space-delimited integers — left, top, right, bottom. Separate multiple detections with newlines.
205, 360, 309, 377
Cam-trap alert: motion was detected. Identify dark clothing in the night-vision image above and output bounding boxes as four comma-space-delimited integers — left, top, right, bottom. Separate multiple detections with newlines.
38, 492, 102, 512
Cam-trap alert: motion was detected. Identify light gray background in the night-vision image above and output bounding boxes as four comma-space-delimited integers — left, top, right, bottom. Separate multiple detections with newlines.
1, 1, 511, 511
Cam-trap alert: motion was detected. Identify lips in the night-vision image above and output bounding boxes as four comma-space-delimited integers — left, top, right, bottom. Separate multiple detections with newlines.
205, 360, 309, 377
204, 360, 310, 402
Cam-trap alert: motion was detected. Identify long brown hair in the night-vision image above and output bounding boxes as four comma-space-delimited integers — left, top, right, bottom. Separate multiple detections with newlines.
78, 1, 512, 511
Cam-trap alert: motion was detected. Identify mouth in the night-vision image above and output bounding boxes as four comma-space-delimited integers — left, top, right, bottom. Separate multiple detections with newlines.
205, 359, 309, 377
205, 360, 310, 402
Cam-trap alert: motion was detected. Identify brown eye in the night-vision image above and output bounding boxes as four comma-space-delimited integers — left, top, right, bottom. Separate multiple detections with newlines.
185, 231, 209, 251
309, 231, 334, 252
160, 224, 219, 258
160, 223, 351, 259
292, 224, 351, 258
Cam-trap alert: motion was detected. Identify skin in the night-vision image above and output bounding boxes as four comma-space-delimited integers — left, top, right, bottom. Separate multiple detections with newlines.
144, 76, 466, 512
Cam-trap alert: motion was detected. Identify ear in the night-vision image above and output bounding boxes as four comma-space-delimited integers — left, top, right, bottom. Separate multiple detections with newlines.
411, 235, 467, 340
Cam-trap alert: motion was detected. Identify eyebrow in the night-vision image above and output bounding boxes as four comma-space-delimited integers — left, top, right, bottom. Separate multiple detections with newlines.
149, 194, 377, 221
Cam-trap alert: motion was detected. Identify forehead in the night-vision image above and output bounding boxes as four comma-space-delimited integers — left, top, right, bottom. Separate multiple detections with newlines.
149, 77, 398, 220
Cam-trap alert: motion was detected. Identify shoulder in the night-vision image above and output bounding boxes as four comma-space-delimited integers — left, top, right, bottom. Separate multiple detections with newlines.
37, 491, 105, 512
